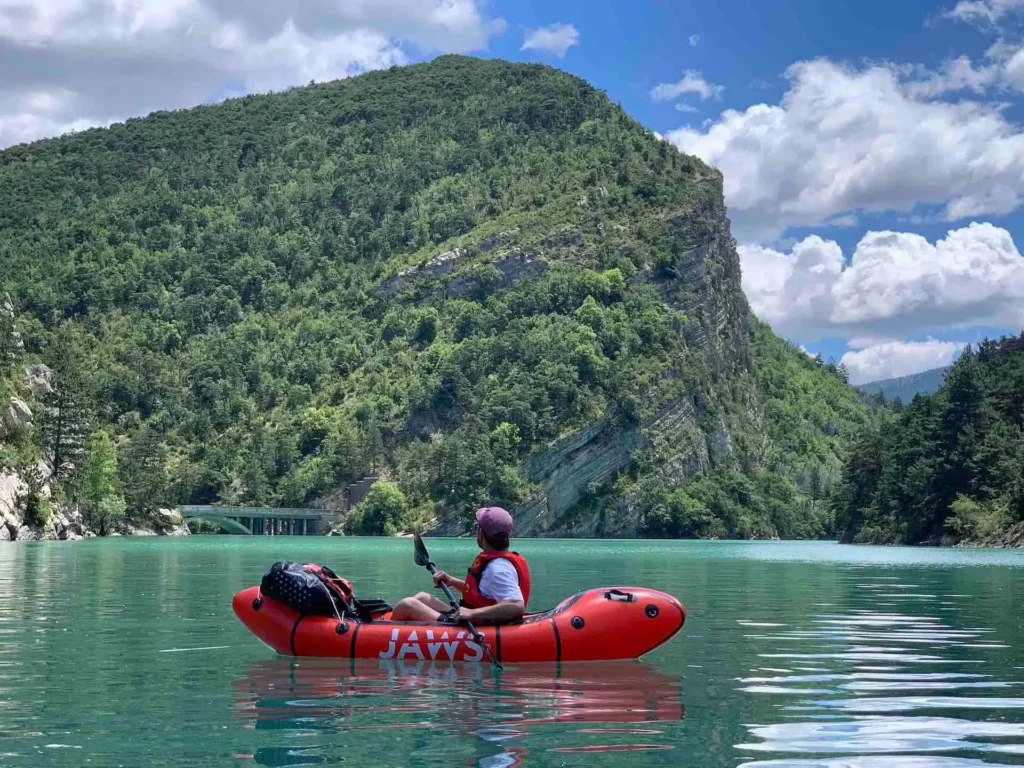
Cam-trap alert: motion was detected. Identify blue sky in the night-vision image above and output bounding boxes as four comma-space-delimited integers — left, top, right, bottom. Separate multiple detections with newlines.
2, 0, 1024, 383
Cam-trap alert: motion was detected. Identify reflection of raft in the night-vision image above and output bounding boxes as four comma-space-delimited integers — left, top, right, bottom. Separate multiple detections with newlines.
232, 585, 686, 663
233, 657, 686, 727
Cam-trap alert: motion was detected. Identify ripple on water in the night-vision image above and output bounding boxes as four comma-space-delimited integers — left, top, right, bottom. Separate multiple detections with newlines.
738, 757, 994, 767
734, 573, 1024, 764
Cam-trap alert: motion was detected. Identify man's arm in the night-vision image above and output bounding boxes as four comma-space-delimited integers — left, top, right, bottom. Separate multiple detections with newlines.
459, 599, 525, 624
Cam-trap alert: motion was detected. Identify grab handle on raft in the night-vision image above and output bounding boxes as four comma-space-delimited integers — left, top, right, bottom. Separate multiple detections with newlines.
603, 589, 636, 603
413, 532, 502, 670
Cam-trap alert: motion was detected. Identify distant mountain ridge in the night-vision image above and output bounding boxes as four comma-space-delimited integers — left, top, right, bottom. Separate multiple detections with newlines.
857, 366, 950, 403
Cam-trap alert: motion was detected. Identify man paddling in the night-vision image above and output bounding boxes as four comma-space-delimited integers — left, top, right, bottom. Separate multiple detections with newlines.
391, 506, 531, 625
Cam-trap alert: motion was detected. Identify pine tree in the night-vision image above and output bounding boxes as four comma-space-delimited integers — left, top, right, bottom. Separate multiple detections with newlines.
119, 425, 168, 516
38, 329, 91, 487
938, 345, 983, 513
808, 466, 823, 502
358, 414, 384, 474
943, 345, 982, 444
239, 425, 274, 506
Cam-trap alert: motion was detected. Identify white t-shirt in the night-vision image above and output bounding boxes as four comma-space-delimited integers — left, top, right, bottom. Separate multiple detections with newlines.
478, 558, 524, 603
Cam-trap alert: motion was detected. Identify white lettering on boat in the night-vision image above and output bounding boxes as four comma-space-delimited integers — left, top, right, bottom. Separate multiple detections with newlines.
377, 627, 488, 662
378, 628, 400, 659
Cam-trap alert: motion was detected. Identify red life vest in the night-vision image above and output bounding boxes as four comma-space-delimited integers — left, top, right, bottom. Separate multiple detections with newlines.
460, 551, 531, 610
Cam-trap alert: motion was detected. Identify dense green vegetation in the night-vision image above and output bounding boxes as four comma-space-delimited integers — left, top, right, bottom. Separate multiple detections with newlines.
341, 480, 432, 536
1, 55, 870, 538
833, 334, 1024, 545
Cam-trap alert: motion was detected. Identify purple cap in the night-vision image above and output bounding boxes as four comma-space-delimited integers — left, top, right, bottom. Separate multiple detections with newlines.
476, 506, 514, 536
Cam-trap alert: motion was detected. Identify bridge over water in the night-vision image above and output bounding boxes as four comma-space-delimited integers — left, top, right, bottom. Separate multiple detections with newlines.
177, 506, 342, 535
178, 477, 377, 535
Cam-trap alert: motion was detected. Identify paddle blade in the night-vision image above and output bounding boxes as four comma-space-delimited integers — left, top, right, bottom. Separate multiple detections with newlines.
413, 532, 432, 567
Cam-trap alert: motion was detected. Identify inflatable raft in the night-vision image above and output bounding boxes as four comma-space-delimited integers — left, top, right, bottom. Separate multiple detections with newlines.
233, 585, 686, 663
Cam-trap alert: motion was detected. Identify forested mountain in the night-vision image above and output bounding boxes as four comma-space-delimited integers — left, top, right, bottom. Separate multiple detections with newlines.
833, 334, 1024, 546
857, 366, 950, 404
0, 55, 869, 539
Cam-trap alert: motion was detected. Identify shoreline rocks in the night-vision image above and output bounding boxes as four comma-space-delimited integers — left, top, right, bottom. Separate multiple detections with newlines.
2, 467, 191, 541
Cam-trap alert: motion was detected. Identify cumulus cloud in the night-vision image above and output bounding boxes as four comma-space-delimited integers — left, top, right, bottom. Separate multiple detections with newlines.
650, 70, 723, 102
738, 222, 1024, 341
675, 102, 699, 113
667, 59, 1024, 241
902, 55, 1002, 97
943, 0, 1024, 26
901, 42, 1024, 98
841, 339, 965, 385
689, 34, 700, 46
0, 0, 505, 148
520, 22, 578, 58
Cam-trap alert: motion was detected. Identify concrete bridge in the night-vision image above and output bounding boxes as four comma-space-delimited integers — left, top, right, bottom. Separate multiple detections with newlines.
177, 506, 341, 535
177, 476, 379, 535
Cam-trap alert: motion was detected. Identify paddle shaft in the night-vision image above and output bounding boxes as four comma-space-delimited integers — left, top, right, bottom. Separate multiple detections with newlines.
425, 561, 502, 669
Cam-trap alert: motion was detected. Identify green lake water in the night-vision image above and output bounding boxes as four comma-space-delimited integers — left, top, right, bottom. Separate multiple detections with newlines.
2, 537, 1024, 767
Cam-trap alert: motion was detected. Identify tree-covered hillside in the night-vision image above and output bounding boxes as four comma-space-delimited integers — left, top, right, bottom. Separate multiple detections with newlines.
1, 55, 868, 538
833, 334, 1024, 545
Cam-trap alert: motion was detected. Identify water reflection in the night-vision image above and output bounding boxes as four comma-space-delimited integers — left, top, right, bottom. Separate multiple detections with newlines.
735, 573, 1024, 766
232, 658, 685, 766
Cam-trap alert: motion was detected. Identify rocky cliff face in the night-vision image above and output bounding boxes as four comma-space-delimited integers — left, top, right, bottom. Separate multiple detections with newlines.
647, 172, 752, 380
431, 170, 755, 537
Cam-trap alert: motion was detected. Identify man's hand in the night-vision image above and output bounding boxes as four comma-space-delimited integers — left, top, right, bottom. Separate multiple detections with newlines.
455, 607, 477, 623
432, 571, 466, 592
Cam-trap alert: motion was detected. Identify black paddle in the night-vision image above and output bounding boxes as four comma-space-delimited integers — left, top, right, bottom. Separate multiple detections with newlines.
413, 532, 502, 669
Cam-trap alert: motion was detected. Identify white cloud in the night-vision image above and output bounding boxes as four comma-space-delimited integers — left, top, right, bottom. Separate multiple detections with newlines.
900, 42, 1024, 98
689, 34, 700, 46
738, 222, 1024, 342
675, 102, 699, 113
841, 339, 964, 385
0, 0, 504, 148
520, 22, 578, 58
902, 55, 1001, 97
944, 0, 1024, 26
740, 235, 842, 337
650, 70, 723, 102
668, 58, 1024, 241
0, 88, 113, 148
